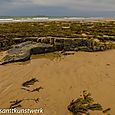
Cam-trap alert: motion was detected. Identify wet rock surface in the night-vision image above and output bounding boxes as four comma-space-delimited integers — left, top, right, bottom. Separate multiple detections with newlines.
0, 37, 115, 64
0, 41, 54, 65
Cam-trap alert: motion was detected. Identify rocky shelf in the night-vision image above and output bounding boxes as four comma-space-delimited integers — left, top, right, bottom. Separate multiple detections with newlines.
0, 37, 115, 65
0, 21, 115, 64
0, 41, 54, 65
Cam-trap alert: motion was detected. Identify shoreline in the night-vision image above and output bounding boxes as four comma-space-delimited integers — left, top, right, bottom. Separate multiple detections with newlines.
0, 17, 115, 23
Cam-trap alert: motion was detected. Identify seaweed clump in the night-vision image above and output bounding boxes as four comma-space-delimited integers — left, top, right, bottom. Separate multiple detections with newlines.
68, 90, 111, 115
9, 77, 42, 109
10, 98, 39, 109
22, 78, 38, 87
10, 99, 23, 109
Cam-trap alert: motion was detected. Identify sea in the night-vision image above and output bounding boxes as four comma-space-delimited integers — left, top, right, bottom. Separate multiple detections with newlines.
0, 16, 112, 23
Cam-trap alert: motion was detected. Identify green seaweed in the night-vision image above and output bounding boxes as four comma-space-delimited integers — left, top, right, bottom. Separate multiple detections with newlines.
31, 86, 43, 92
21, 87, 30, 91
22, 78, 38, 87
9, 98, 39, 108
23, 98, 39, 103
10, 99, 23, 109
87, 103, 103, 111
103, 108, 111, 113
0, 21, 115, 51
68, 90, 111, 115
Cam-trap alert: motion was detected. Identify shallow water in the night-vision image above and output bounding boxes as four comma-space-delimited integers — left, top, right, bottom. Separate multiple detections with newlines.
17, 52, 63, 65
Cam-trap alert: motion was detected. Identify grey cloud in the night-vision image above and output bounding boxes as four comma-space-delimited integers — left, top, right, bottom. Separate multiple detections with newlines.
0, 0, 114, 16
34, 0, 114, 11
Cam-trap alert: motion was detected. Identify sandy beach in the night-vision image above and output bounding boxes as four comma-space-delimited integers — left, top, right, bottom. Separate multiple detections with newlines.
0, 50, 115, 115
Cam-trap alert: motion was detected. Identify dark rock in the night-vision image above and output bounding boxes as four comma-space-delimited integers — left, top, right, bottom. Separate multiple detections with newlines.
0, 41, 54, 65
24, 37, 38, 42
55, 38, 64, 44
0, 42, 2, 48
30, 43, 54, 54
54, 43, 64, 51
1, 37, 115, 64
0, 49, 31, 65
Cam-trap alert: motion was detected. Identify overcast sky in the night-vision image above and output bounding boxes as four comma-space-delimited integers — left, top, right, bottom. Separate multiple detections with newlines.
0, 0, 115, 17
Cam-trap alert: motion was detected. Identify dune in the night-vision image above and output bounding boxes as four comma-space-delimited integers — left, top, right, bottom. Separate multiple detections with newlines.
0, 50, 115, 115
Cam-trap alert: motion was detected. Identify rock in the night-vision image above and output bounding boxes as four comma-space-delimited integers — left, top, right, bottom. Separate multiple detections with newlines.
0, 41, 54, 65
50, 37, 55, 45
55, 38, 65, 44
12, 38, 24, 44
1, 37, 115, 65
24, 37, 38, 42
38, 37, 51, 44
30, 42, 54, 54
0, 42, 2, 48
0, 49, 31, 65
53, 43, 64, 51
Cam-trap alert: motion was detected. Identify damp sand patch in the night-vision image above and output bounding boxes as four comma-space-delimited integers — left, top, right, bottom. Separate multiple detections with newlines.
17, 51, 75, 65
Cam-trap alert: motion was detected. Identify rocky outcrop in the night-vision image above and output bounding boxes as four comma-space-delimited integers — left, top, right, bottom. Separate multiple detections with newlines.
1, 37, 115, 52
0, 41, 54, 65
1, 37, 115, 64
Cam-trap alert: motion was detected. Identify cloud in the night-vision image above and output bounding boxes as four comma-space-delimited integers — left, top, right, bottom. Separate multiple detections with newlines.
32, 0, 70, 6
0, 0, 115, 16
31, 0, 115, 11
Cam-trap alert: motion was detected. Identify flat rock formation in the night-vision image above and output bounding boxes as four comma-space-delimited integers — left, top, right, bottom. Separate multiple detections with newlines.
9, 37, 115, 51
0, 37, 115, 64
0, 41, 54, 65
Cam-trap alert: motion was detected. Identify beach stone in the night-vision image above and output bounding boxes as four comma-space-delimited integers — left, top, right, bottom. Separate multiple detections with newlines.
0, 41, 54, 65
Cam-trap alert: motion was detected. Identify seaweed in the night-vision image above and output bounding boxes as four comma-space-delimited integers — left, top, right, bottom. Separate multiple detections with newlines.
9, 98, 39, 108
22, 78, 38, 87
87, 103, 103, 111
23, 98, 39, 103
9, 77, 42, 109
0, 21, 115, 52
31, 86, 43, 92
68, 90, 111, 115
21, 78, 43, 93
21, 87, 31, 91
22, 86, 43, 92
103, 108, 111, 113
10, 99, 23, 109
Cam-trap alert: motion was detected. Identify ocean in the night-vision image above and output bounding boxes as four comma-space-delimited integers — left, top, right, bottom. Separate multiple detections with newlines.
0, 16, 108, 22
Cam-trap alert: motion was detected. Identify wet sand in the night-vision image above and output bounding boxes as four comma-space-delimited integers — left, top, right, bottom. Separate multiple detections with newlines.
0, 50, 115, 115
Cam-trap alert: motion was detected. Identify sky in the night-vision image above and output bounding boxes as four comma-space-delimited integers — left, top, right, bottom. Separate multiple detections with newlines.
0, 0, 115, 17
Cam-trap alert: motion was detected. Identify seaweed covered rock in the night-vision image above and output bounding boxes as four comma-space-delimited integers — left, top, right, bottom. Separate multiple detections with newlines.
0, 41, 54, 65
1, 36, 115, 52
1, 37, 115, 65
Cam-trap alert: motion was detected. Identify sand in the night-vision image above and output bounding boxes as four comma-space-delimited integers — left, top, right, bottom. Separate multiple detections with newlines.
0, 50, 115, 115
